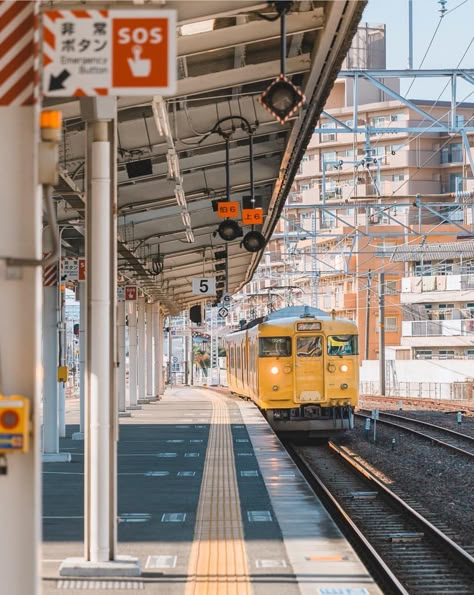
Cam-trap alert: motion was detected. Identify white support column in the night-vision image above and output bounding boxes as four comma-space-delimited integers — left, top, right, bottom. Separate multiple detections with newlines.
137, 295, 147, 404
117, 299, 129, 417
146, 302, 154, 398
0, 4, 41, 590
72, 281, 86, 440
153, 303, 161, 396
127, 299, 140, 410
43, 231, 71, 461
61, 98, 138, 576
158, 309, 165, 396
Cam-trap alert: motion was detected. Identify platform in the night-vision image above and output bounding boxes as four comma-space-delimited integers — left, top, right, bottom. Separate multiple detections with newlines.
42, 387, 382, 594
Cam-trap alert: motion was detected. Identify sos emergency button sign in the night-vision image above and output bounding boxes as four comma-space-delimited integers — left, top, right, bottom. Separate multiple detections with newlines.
42, 9, 176, 97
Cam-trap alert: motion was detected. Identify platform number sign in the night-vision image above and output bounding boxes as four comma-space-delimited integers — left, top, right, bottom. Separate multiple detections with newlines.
192, 277, 216, 296
218, 306, 229, 319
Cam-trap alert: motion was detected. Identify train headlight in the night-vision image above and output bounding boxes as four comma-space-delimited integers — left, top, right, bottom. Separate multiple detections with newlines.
340, 364, 349, 373
341, 383, 348, 390
271, 366, 279, 375
272, 385, 279, 391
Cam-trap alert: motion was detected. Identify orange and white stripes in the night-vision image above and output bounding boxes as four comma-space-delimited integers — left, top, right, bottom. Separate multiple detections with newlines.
43, 263, 58, 287
0, 1, 37, 106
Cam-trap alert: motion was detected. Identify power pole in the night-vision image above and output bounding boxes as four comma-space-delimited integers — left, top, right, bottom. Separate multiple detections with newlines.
365, 270, 371, 360
379, 272, 386, 396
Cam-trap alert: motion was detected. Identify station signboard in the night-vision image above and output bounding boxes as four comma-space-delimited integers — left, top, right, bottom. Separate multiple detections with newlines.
42, 9, 176, 97
192, 277, 216, 296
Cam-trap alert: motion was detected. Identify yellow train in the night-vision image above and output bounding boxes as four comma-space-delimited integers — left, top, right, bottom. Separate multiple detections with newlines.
225, 306, 358, 436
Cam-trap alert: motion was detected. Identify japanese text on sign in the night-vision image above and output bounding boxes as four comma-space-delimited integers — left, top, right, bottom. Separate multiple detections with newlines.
217, 201, 239, 219
42, 9, 176, 97
242, 208, 263, 224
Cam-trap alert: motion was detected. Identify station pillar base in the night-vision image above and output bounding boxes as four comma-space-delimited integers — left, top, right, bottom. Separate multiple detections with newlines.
118, 411, 132, 418
59, 556, 140, 577
126, 405, 142, 410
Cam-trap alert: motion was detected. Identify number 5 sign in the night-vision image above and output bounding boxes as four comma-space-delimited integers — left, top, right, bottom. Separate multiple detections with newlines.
192, 277, 216, 296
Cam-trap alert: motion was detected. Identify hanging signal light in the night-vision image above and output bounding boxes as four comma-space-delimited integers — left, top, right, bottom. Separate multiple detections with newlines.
216, 219, 243, 242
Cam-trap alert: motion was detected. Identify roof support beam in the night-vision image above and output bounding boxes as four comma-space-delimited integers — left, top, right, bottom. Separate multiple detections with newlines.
178, 9, 323, 57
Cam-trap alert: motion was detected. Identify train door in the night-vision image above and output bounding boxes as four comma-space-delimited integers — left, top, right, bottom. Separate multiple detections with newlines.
294, 335, 324, 403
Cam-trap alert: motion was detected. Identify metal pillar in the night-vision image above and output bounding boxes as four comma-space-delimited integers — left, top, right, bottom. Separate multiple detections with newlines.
379, 272, 386, 396
72, 280, 86, 439
0, 3, 41, 590
127, 299, 140, 410
159, 313, 165, 394
58, 290, 66, 437
137, 296, 146, 403
61, 98, 138, 576
146, 302, 154, 398
117, 299, 129, 417
43, 228, 71, 461
153, 303, 163, 397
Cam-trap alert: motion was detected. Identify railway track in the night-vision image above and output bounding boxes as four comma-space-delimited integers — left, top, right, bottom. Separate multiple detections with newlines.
356, 410, 474, 459
288, 441, 474, 595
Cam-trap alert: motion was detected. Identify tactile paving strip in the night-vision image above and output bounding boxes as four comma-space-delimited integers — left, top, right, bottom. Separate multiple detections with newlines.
185, 397, 252, 595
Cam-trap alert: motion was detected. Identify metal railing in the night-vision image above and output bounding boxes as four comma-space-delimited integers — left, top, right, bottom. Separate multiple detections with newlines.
360, 380, 473, 401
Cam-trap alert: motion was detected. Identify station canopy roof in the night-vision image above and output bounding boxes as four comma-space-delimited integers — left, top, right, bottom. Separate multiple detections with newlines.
47, 0, 366, 313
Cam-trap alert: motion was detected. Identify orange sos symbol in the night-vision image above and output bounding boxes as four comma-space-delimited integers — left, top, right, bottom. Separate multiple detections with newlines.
112, 18, 169, 88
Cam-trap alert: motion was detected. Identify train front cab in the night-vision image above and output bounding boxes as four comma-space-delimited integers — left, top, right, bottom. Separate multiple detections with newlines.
257, 319, 358, 437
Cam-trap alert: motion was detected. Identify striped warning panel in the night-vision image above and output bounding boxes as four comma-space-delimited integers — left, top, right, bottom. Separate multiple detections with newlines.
43, 263, 58, 287
0, 1, 38, 106
42, 8, 108, 97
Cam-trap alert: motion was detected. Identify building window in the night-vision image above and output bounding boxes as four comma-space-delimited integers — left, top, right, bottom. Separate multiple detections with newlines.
414, 261, 432, 276
320, 122, 336, 142
441, 143, 463, 164
322, 151, 337, 166
438, 350, 455, 359
371, 116, 388, 127
376, 316, 398, 332
390, 113, 406, 122
392, 173, 405, 182
390, 143, 404, 153
384, 280, 398, 295
465, 349, 474, 358
415, 350, 432, 359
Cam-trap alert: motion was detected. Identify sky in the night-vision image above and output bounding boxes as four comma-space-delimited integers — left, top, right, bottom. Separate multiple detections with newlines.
361, 0, 474, 101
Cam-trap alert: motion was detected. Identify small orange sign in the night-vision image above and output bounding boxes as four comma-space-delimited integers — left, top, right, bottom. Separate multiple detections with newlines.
78, 258, 86, 281
242, 208, 263, 224
217, 201, 239, 219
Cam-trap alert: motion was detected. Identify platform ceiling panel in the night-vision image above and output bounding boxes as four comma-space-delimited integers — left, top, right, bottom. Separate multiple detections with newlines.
45, 0, 366, 313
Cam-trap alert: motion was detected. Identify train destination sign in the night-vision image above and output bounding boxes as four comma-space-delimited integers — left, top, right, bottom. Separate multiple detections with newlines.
42, 9, 176, 97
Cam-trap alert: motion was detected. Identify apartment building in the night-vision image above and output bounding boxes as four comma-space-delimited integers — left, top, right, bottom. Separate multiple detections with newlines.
232, 25, 474, 361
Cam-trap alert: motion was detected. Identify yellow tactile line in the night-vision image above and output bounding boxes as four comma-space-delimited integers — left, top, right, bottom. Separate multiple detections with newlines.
185, 397, 252, 595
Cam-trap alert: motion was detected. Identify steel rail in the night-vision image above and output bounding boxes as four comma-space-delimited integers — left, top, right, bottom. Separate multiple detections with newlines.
289, 441, 474, 594
356, 411, 474, 459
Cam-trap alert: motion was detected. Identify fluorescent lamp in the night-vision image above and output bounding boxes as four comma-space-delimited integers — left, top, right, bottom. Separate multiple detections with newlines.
166, 148, 180, 180
174, 184, 186, 208
152, 95, 172, 141
185, 228, 195, 243
181, 210, 192, 228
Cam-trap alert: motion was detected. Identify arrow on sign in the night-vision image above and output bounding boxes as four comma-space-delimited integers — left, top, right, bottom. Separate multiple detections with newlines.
49, 69, 71, 91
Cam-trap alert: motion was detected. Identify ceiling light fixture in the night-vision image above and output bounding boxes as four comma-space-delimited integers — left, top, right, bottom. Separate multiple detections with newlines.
166, 147, 180, 180
152, 95, 172, 142
175, 184, 186, 208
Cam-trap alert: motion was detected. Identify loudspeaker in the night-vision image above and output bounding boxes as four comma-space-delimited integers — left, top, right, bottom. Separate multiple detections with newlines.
189, 304, 202, 324
126, 159, 153, 179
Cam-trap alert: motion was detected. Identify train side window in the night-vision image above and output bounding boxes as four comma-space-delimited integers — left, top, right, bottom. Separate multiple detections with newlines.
258, 337, 291, 357
327, 335, 358, 355
296, 336, 322, 357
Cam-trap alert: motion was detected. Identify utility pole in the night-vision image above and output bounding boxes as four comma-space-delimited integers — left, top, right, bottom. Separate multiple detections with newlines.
379, 272, 386, 396
365, 270, 371, 360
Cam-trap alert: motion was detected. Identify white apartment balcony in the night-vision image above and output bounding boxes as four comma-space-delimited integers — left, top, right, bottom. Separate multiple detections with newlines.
401, 319, 474, 348
401, 274, 474, 304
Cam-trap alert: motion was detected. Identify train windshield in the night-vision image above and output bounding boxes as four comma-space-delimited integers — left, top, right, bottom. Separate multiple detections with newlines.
296, 336, 322, 357
259, 337, 292, 357
327, 335, 358, 356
